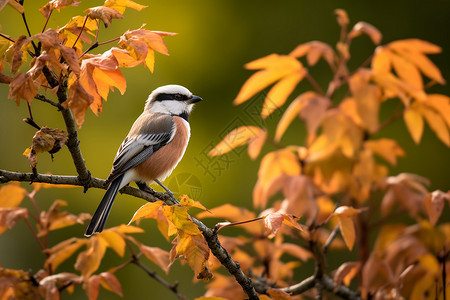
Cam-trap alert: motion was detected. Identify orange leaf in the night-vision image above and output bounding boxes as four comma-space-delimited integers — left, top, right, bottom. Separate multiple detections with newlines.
208, 126, 266, 157
289, 41, 336, 67
364, 138, 405, 166
348, 22, 382, 45
424, 190, 450, 226
403, 105, 424, 144
65, 75, 94, 128
389, 38, 442, 54
337, 217, 355, 251
174, 233, 210, 277
128, 201, 164, 224
0, 207, 28, 235
45, 238, 87, 271
85, 6, 123, 28
425, 94, 450, 129
162, 205, 201, 235
234, 54, 302, 105
75, 237, 108, 278
179, 194, 208, 211
247, 128, 267, 160
334, 261, 361, 286
140, 245, 170, 274
371, 47, 391, 74
99, 231, 125, 257
99, 272, 123, 297
40, 0, 81, 18
0, 184, 26, 207
261, 69, 306, 118
8, 73, 38, 105
420, 104, 450, 146
104, 0, 147, 14
390, 51, 423, 90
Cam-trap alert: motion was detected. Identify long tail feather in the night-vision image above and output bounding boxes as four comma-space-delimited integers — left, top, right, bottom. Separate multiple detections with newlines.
85, 174, 124, 237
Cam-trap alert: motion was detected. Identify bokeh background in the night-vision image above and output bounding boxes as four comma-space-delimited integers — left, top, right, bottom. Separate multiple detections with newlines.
0, 0, 449, 299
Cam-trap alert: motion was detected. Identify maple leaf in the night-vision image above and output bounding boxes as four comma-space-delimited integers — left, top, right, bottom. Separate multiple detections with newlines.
208, 126, 267, 160
58, 16, 98, 51
234, 54, 305, 118
85, 6, 123, 28
65, 75, 95, 128
8, 73, 39, 105
104, 0, 148, 14
118, 29, 177, 72
40, 0, 81, 18
79, 49, 127, 114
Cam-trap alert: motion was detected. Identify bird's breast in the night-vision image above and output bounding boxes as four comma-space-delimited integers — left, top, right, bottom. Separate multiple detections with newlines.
134, 116, 191, 182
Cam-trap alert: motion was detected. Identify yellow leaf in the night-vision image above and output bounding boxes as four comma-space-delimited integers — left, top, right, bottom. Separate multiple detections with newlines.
337, 217, 355, 251
403, 105, 424, 144
247, 129, 267, 160
179, 194, 208, 211
128, 201, 164, 224
371, 47, 391, 74
364, 138, 405, 166
0, 184, 26, 208
99, 231, 125, 257
208, 126, 266, 157
75, 236, 108, 278
261, 69, 306, 119
425, 94, 450, 129
390, 52, 423, 90
420, 104, 450, 146
395, 49, 445, 85
45, 238, 87, 271
388, 38, 442, 54
275, 92, 306, 142
175, 233, 210, 277
104, 0, 148, 14
234, 55, 302, 105
162, 205, 200, 235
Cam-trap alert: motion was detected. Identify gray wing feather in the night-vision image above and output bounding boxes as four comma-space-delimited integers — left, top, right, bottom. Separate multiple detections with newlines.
105, 113, 174, 184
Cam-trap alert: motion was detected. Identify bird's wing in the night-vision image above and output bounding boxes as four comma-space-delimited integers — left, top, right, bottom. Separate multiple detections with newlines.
106, 113, 175, 184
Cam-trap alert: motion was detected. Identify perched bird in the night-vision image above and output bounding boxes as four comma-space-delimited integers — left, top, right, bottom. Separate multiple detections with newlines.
85, 85, 202, 237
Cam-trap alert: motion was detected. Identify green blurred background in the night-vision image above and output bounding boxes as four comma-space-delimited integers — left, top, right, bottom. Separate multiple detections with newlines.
0, 0, 449, 299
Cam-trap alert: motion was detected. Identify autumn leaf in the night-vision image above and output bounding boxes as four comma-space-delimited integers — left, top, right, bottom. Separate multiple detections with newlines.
263, 212, 303, 235
162, 205, 201, 236
172, 232, 211, 279
58, 16, 98, 51
139, 245, 170, 274
403, 104, 424, 144
364, 138, 405, 166
0, 207, 28, 235
0, 184, 26, 208
289, 41, 336, 67
423, 190, 450, 226
45, 238, 87, 271
179, 194, 208, 212
234, 54, 303, 109
333, 206, 366, 251
65, 75, 95, 128
98, 230, 126, 257
85, 6, 123, 28
254, 149, 302, 209
104, 0, 148, 14
334, 261, 361, 286
118, 29, 177, 72
75, 236, 108, 278
40, 273, 83, 300
23, 126, 68, 168
8, 72, 38, 105
348, 22, 382, 45
98, 272, 123, 297
208, 126, 267, 160
275, 91, 329, 143
6, 35, 31, 74
40, 0, 81, 18
79, 49, 127, 114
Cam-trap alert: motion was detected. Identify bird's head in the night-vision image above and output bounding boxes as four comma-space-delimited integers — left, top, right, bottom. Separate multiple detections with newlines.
145, 85, 202, 117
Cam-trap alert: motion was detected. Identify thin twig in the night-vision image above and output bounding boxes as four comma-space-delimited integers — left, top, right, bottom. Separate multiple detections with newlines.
0, 33, 15, 43
21, 11, 39, 55
34, 94, 62, 109
23, 217, 46, 251
305, 71, 325, 96
72, 16, 88, 49
322, 226, 340, 254
41, 9, 53, 33
132, 256, 188, 300
214, 217, 264, 233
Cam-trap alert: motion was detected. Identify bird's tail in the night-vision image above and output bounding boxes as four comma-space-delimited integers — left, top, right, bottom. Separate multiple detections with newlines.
85, 174, 124, 237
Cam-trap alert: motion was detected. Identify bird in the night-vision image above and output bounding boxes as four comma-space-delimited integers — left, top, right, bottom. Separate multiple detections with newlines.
85, 84, 202, 237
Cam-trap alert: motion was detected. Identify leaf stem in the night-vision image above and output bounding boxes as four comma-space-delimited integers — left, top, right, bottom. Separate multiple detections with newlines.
41, 9, 53, 33
214, 217, 264, 234
72, 16, 88, 49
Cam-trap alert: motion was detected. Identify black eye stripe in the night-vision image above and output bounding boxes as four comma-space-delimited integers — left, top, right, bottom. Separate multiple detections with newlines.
154, 93, 189, 102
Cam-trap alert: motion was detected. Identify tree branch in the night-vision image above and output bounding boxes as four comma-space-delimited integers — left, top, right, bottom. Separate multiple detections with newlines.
131, 256, 188, 300
35, 93, 62, 109
192, 218, 259, 300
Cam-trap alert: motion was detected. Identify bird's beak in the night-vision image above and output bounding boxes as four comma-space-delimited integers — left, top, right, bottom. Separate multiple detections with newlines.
187, 95, 202, 104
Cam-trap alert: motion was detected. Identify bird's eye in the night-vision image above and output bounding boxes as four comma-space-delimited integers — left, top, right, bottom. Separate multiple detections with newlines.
174, 94, 183, 100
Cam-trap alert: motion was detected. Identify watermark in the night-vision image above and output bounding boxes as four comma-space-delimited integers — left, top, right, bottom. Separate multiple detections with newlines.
167, 172, 203, 200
